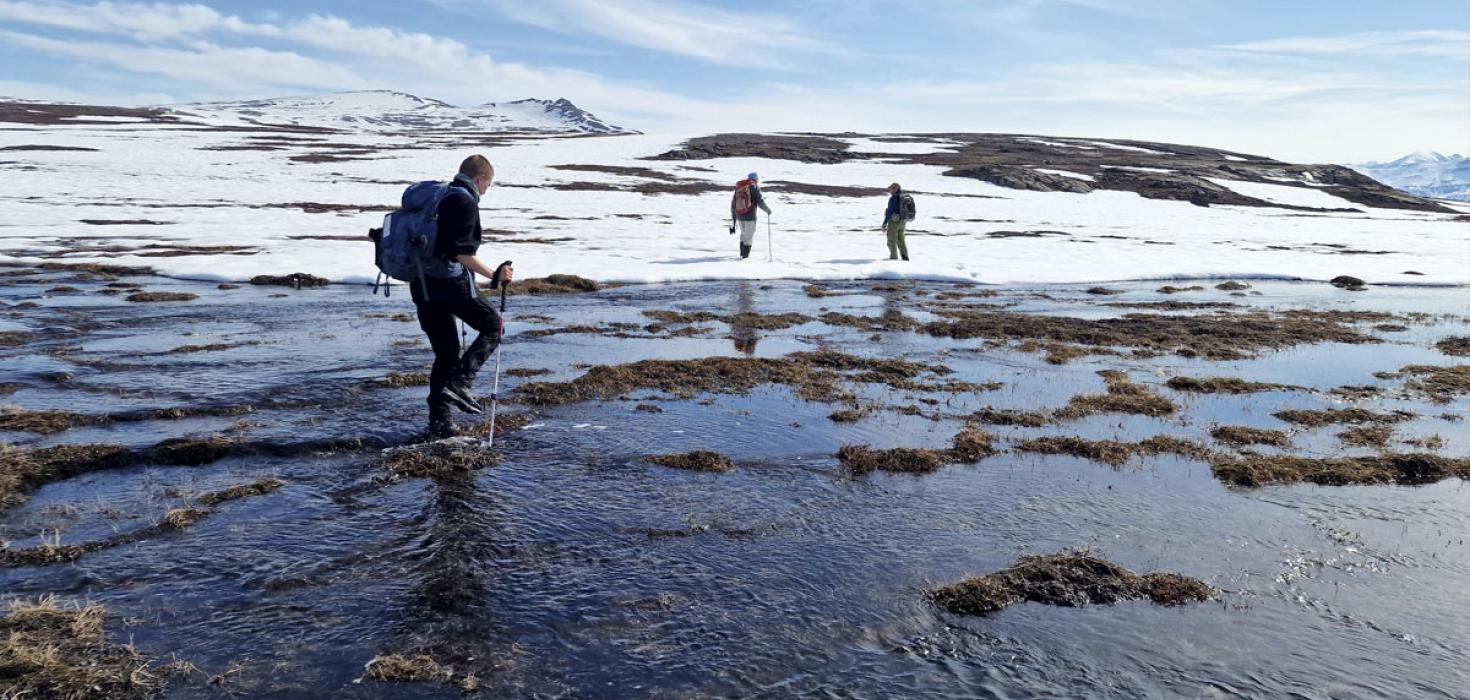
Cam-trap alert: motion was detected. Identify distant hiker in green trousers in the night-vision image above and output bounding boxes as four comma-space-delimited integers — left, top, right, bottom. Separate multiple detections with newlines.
881, 182, 914, 261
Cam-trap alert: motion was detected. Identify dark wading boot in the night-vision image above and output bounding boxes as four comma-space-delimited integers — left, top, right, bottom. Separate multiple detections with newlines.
739, 243, 751, 258
441, 381, 483, 415
427, 404, 456, 440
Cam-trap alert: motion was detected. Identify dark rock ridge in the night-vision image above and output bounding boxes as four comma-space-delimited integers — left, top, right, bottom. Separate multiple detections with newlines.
652, 133, 1453, 214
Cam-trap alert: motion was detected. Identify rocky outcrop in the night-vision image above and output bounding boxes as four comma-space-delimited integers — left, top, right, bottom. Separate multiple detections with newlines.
945, 165, 1093, 193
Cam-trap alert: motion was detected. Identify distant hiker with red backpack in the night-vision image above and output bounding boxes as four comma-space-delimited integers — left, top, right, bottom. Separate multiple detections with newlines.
730, 172, 772, 259
881, 182, 916, 261
372, 155, 514, 439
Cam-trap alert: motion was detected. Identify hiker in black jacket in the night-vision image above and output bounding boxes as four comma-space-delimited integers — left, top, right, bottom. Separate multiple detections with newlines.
414, 155, 514, 438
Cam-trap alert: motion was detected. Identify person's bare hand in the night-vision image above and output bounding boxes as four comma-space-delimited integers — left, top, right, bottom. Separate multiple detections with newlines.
500, 264, 514, 284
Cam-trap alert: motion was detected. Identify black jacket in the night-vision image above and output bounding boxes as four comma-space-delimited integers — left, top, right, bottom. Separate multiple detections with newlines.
412, 179, 480, 303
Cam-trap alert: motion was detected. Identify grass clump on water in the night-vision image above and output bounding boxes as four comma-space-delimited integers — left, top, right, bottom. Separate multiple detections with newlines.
1272, 407, 1415, 427
649, 451, 734, 472
970, 407, 1053, 427
378, 440, 501, 482
0, 597, 160, 699
0, 406, 91, 434
1398, 364, 1470, 403
918, 307, 1380, 360
1210, 425, 1291, 448
1434, 336, 1470, 357
838, 426, 996, 474
124, 291, 197, 303
1055, 370, 1178, 419
515, 350, 945, 407
929, 551, 1215, 615
363, 654, 455, 684
1338, 425, 1394, 448
1015, 435, 1213, 467
197, 477, 285, 506
369, 371, 429, 388
1165, 376, 1295, 394
1211, 453, 1470, 487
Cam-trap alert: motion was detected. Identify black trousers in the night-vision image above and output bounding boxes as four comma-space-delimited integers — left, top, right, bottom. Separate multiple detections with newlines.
415, 286, 503, 420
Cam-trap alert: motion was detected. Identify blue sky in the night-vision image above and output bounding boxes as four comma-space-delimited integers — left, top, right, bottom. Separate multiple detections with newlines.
0, 0, 1466, 161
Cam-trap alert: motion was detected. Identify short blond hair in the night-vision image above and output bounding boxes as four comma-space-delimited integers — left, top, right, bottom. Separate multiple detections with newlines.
459, 154, 494, 180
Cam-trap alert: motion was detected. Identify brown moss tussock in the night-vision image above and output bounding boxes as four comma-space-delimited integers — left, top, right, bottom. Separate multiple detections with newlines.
197, 477, 286, 506
1210, 425, 1291, 448
1399, 364, 1470, 404
364, 654, 454, 684
837, 445, 948, 474
498, 274, 601, 295
970, 407, 1053, 427
1055, 371, 1178, 419
2, 436, 375, 512
0, 407, 90, 434
1435, 336, 1470, 357
515, 350, 946, 407
1211, 453, 1470, 487
929, 552, 1214, 615
838, 426, 995, 474
1272, 407, 1415, 427
249, 273, 330, 288
1338, 425, 1394, 448
0, 331, 38, 347
370, 371, 430, 388
649, 451, 734, 472
379, 440, 501, 482
1165, 376, 1294, 394
125, 291, 197, 302
1016, 435, 1213, 467
0, 598, 159, 699
918, 308, 1378, 360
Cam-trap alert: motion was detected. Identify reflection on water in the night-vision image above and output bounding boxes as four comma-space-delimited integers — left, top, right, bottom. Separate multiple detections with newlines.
1, 270, 1468, 698
731, 281, 760, 356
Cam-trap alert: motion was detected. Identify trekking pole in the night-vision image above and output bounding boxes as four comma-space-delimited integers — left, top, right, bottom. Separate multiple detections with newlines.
487, 261, 511, 448
766, 216, 773, 261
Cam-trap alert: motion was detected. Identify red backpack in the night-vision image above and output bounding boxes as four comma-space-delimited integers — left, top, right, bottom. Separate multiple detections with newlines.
732, 179, 755, 216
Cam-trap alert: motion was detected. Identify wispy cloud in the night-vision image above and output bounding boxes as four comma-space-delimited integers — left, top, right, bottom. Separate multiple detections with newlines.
464, 0, 834, 68
0, 0, 706, 115
1220, 30, 1470, 60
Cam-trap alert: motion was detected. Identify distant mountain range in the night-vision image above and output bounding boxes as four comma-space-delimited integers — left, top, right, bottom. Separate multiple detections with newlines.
164, 91, 635, 135
1351, 151, 1470, 202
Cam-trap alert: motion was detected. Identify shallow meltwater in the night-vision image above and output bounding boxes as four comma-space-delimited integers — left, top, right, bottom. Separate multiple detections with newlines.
2, 269, 1469, 698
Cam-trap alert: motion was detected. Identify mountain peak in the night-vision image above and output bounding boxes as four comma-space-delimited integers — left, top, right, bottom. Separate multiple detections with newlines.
1353, 151, 1470, 202
1397, 150, 1448, 164
163, 91, 634, 135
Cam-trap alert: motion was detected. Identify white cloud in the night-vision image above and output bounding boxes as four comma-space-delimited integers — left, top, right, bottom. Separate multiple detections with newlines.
1220, 30, 1470, 60
0, 28, 369, 89
464, 0, 834, 68
0, 0, 267, 40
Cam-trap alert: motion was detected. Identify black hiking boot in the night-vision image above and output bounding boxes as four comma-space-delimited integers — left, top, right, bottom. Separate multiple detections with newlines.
441, 382, 483, 415
739, 244, 751, 258
427, 417, 457, 440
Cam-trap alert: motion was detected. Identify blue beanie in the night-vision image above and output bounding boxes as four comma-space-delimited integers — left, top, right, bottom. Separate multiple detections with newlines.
747, 172, 759, 181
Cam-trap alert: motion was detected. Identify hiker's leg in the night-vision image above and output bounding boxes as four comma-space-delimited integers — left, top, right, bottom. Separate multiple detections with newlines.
416, 302, 459, 418
896, 220, 909, 260
450, 295, 504, 385
886, 223, 899, 259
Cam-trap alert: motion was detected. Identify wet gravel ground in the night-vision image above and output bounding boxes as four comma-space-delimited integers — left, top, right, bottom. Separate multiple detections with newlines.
2, 267, 1468, 698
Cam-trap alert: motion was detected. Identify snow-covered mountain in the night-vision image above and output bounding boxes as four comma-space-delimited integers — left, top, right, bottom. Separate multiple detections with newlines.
165, 91, 635, 135
1351, 151, 1470, 202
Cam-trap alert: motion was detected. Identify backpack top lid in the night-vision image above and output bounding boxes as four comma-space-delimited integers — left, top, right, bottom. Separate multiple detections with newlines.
736, 178, 754, 188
